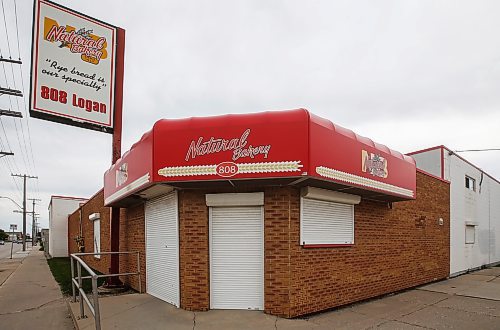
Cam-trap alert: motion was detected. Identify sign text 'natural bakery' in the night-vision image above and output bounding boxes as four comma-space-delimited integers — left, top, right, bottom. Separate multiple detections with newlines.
185, 129, 272, 162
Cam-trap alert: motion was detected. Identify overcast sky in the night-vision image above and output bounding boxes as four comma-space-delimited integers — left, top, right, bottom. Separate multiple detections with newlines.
1, 0, 499, 232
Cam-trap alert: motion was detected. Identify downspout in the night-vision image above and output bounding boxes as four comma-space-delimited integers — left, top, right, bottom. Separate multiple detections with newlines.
79, 207, 83, 237
287, 188, 292, 318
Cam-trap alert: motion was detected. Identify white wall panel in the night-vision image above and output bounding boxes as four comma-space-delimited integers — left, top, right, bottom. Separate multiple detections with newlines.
48, 197, 86, 257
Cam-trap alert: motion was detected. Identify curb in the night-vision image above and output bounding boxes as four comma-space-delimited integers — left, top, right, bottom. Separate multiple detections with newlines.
66, 298, 82, 330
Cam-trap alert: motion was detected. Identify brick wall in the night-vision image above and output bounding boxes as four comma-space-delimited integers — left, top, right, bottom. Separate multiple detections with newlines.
119, 204, 146, 292
67, 208, 81, 255
67, 171, 449, 318
177, 173, 448, 317
67, 190, 145, 293
272, 172, 450, 317
264, 186, 295, 315
67, 190, 110, 275
178, 190, 210, 311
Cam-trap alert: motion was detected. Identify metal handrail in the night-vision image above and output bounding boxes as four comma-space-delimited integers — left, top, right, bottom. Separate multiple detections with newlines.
70, 251, 142, 330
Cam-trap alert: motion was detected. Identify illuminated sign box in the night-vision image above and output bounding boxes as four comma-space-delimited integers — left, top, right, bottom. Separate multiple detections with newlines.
30, 0, 117, 133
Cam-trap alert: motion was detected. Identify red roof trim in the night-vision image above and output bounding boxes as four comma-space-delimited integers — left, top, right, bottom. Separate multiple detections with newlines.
440, 146, 445, 179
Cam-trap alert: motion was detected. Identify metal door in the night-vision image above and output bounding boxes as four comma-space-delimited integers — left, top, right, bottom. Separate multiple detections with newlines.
145, 191, 179, 306
210, 206, 264, 310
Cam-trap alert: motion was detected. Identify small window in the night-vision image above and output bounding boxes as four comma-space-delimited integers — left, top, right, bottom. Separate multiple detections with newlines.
465, 176, 476, 191
465, 225, 475, 244
93, 218, 101, 258
300, 197, 354, 246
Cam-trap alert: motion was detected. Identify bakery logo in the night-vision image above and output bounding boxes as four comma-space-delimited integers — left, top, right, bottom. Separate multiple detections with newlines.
362, 150, 388, 178
43, 17, 108, 65
115, 163, 128, 187
185, 129, 271, 162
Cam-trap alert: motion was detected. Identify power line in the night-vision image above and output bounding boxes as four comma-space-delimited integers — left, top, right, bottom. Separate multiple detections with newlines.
0, 151, 13, 157
455, 148, 500, 153
0, 158, 22, 201
12, 0, 21, 61
0, 0, 13, 60
0, 57, 21, 64
11, 0, 39, 195
0, 0, 38, 189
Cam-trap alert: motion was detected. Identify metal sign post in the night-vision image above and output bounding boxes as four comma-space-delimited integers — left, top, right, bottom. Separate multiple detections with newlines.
10, 224, 17, 259
30, 0, 126, 286
109, 27, 125, 286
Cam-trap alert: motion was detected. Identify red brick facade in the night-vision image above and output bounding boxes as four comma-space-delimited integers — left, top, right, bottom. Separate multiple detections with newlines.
68, 190, 145, 292
68, 171, 449, 318
68, 190, 111, 275
284, 171, 450, 317
178, 190, 210, 311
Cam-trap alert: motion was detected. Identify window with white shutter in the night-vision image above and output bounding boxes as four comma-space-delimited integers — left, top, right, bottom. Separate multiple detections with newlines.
93, 218, 100, 258
300, 187, 359, 247
465, 225, 475, 244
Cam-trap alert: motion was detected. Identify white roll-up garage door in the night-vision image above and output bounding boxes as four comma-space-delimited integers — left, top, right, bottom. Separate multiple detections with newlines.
210, 206, 264, 310
145, 191, 179, 307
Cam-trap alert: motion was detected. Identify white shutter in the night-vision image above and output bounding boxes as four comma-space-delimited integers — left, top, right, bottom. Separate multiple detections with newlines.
300, 197, 354, 245
93, 219, 100, 259
210, 206, 264, 310
145, 191, 179, 307
465, 225, 475, 244
206, 192, 264, 207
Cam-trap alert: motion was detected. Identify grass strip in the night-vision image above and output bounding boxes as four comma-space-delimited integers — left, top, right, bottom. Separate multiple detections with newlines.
47, 257, 105, 295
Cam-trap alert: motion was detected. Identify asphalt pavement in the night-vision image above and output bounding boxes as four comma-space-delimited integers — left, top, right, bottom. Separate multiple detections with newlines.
0, 241, 24, 259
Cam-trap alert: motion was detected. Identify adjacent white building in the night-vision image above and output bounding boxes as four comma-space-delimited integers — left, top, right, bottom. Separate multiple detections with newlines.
48, 196, 87, 257
409, 146, 500, 276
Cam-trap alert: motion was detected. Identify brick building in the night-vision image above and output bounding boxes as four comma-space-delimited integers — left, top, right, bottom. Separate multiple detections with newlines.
409, 146, 500, 276
68, 109, 450, 318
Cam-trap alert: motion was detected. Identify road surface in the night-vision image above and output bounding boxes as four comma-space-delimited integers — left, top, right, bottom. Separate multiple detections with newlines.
0, 242, 29, 259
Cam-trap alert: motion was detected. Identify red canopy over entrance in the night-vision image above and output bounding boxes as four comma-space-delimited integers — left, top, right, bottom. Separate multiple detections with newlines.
104, 109, 415, 206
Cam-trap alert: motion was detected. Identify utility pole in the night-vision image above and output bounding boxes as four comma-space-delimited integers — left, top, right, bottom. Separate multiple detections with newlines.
0, 56, 23, 97
0, 109, 22, 158
11, 174, 38, 251
28, 198, 41, 246
0, 151, 14, 158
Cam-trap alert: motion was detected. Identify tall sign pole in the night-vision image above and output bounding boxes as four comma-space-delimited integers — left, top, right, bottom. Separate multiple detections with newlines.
109, 28, 125, 285
10, 224, 17, 259
31, 0, 125, 285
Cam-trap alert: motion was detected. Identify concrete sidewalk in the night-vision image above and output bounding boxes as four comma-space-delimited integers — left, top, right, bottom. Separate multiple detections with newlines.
69, 267, 500, 330
0, 249, 74, 329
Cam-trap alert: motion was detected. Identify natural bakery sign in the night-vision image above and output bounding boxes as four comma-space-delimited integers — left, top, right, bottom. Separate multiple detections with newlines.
30, 0, 117, 133
185, 129, 272, 161
158, 129, 302, 178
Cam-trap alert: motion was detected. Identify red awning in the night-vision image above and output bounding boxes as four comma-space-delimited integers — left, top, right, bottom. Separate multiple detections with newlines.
104, 109, 415, 206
